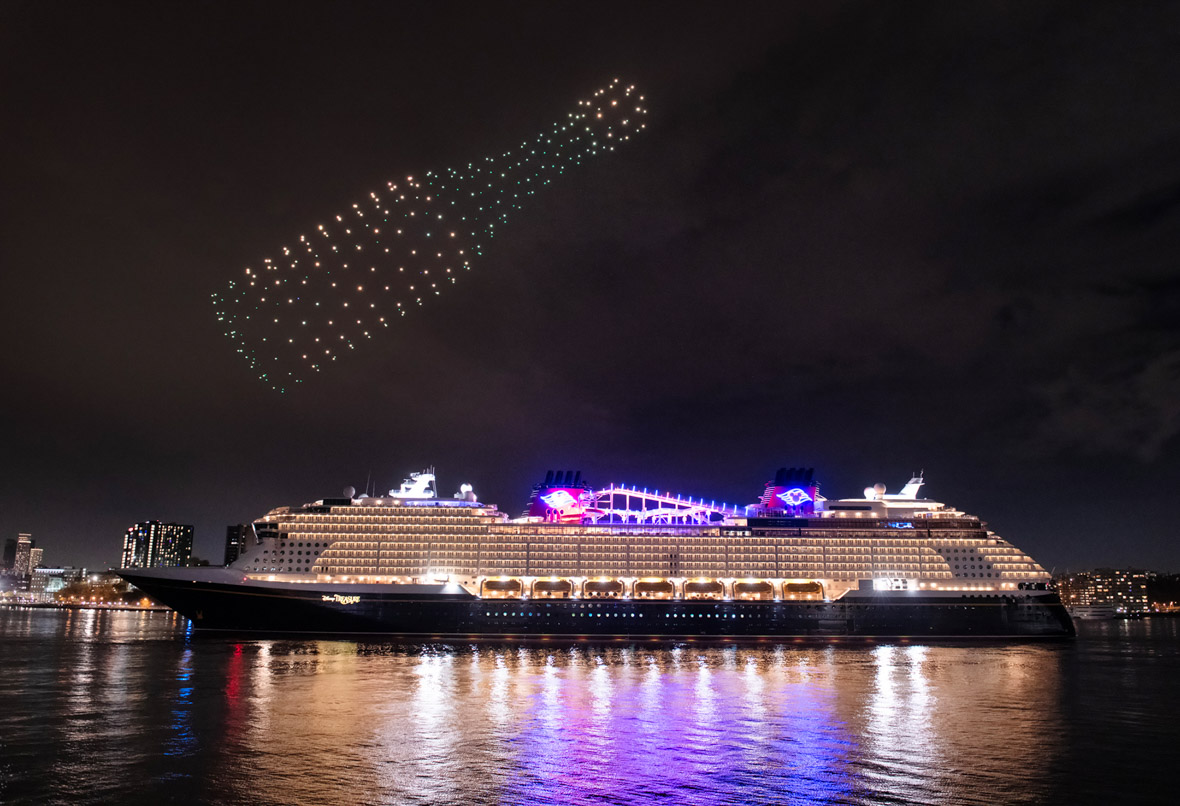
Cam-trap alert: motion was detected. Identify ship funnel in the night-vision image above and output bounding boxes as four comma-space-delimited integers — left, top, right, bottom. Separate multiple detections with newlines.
899, 473, 924, 499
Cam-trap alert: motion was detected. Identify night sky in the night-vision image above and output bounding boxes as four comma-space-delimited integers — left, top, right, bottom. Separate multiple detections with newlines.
3, 2, 1179, 573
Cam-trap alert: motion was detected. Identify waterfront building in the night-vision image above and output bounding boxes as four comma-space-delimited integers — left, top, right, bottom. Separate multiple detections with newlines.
224, 524, 250, 566
120, 522, 194, 568
1056, 568, 1149, 615
29, 567, 86, 602
29, 547, 43, 570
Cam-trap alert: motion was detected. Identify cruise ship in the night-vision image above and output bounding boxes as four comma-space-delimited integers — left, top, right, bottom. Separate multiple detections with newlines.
120, 468, 1075, 638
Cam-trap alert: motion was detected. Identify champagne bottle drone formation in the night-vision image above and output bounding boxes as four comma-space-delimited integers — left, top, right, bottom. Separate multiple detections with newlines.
211, 78, 648, 392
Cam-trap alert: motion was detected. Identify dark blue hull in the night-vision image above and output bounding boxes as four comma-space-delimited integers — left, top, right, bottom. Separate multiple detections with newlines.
121, 572, 1075, 639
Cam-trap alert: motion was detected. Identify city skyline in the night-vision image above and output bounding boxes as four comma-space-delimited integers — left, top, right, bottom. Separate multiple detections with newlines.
3, 3, 1180, 574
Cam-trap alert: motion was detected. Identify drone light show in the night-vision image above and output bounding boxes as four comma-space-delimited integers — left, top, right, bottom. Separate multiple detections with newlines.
211, 78, 647, 392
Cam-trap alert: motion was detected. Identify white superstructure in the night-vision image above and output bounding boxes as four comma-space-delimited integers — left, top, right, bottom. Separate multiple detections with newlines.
229, 470, 1049, 601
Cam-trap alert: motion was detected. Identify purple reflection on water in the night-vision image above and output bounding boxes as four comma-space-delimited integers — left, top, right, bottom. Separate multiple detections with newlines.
165, 646, 197, 758
502, 646, 856, 805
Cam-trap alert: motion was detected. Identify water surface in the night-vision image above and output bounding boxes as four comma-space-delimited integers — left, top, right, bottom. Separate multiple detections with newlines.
0, 609, 1175, 805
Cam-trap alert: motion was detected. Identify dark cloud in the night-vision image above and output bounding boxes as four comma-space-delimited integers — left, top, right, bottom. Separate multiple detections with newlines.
2, 1, 1179, 573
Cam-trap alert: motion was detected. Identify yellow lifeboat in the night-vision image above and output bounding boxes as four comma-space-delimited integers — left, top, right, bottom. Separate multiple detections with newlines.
634, 578, 675, 599
582, 578, 624, 599
683, 579, 725, 600
733, 580, 775, 600
531, 578, 573, 598
783, 580, 824, 600
480, 577, 523, 598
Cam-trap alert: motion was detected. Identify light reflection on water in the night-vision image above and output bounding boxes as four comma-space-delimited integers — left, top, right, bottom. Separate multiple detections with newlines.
1, 609, 1178, 805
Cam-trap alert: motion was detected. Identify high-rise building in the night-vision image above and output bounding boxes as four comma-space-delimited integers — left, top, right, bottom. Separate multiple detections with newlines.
1056, 568, 1150, 614
2, 537, 16, 572
13, 534, 34, 577
29, 547, 43, 570
224, 524, 250, 566
1057, 572, 1096, 608
121, 522, 194, 568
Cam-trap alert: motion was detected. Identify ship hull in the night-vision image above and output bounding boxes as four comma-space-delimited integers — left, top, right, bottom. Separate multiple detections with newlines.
121, 571, 1075, 639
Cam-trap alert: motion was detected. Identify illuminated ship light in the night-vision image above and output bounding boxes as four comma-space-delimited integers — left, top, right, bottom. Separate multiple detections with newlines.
586, 483, 742, 524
